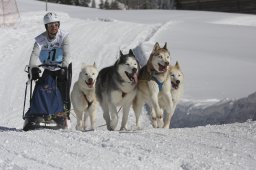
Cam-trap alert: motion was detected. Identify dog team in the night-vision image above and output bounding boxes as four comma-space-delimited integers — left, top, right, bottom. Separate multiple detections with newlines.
71, 42, 184, 131
24, 12, 183, 131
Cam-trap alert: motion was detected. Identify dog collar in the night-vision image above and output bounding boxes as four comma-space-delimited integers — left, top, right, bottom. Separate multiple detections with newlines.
151, 76, 164, 91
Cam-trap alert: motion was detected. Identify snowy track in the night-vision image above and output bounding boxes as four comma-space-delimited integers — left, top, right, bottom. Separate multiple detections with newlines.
1, 121, 256, 169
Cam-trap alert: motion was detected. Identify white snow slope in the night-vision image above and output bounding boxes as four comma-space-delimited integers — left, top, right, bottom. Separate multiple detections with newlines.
0, 0, 255, 169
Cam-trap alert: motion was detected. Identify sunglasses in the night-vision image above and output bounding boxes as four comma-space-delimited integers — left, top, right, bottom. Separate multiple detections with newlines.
47, 22, 59, 27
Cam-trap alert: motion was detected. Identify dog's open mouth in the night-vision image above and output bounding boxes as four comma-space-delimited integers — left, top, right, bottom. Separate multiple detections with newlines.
158, 63, 168, 72
171, 81, 179, 89
125, 71, 138, 83
85, 81, 94, 88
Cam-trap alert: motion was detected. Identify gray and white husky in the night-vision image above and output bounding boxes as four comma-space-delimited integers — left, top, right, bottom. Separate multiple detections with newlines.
96, 50, 140, 131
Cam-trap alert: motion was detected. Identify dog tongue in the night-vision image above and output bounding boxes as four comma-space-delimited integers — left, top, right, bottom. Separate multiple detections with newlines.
86, 82, 94, 88
159, 65, 166, 72
133, 74, 138, 83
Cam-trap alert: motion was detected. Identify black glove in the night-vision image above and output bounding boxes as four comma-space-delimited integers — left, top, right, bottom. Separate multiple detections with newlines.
59, 67, 68, 81
28, 67, 41, 80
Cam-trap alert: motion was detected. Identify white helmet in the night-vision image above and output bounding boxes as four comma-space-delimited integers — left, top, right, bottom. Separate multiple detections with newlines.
43, 12, 60, 25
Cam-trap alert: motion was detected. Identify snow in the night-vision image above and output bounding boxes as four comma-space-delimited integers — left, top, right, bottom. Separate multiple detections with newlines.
0, 0, 255, 169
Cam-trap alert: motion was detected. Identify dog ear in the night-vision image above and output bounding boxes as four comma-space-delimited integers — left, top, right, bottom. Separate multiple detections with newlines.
175, 61, 180, 69
129, 49, 135, 57
163, 42, 167, 50
93, 62, 97, 68
120, 50, 124, 57
153, 42, 160, 51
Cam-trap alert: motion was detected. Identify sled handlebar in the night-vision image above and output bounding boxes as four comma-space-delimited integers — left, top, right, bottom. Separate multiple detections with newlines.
38, 64, 66, 69
24, 64, 66, 73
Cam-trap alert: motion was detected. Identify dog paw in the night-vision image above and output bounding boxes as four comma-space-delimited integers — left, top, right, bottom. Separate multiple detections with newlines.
157, 118, 164, 128
107, 125, 114, 131
163, 122, 170, 129
120, 126, 128, 131
106, 123, 114, 131
136, 126, 142, 130
76, 125, 84, 131
110, 118, 118, 130
152, 120, 157, 128
90, 122, 96, 130
163, 125, 169, 129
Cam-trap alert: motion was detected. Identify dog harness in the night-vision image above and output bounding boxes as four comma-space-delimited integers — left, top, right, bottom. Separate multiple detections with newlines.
83, 93, 93, 108
151, 76, 164, 91
139, 66, 164, 91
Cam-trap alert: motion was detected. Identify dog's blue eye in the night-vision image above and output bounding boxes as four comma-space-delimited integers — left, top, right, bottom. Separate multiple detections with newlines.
159, 55, 163, 59
171, 74, 174, 77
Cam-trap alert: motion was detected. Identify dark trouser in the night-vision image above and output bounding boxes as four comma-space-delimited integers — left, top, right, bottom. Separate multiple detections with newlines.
43, 63, 72, 119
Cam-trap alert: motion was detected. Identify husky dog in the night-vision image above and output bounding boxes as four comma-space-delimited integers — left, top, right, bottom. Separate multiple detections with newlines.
96, 50, 140, 131
133, 42, 173, 129
71, 63, 99, 131
165, 61, 184, 128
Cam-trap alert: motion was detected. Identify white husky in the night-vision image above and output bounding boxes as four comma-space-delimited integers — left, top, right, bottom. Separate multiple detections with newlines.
71, 63, 99, 131
164, 61, 184, 128
133, 42, 174, 129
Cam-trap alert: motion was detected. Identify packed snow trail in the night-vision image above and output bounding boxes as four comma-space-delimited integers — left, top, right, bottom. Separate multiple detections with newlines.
1, 121, 256, 169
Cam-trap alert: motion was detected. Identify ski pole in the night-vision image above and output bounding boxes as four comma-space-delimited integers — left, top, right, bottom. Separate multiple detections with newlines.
22, 81, 29, 119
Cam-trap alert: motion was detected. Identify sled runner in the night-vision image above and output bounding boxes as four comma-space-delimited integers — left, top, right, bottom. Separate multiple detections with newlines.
22, 64, 69, 131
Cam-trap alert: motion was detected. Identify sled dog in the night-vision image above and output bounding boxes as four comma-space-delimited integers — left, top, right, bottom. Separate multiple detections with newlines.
96, 50, 140, 131
167, 61, 184, 128
71, 63, 99, 131
133, 42, 173, 129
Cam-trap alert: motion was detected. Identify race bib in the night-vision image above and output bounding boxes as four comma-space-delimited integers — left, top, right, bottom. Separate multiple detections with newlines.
39, 47, 63, 65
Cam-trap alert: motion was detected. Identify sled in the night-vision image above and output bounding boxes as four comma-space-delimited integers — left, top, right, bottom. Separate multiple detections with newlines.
23, 112, 68, 131
22, 64, 69, 131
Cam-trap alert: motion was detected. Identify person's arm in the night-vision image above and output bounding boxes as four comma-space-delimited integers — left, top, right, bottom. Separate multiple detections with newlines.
29, 42, 40, 67
28, 42, 40, 80
62, 35, 71, 68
